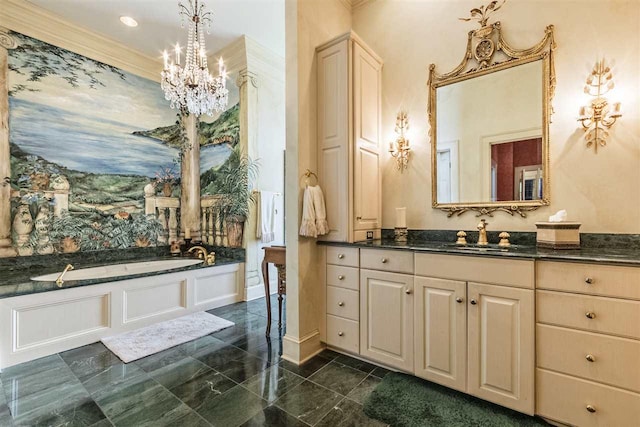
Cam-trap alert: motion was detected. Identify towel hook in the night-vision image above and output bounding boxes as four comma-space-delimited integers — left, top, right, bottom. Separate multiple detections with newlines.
300, 169, 318, 187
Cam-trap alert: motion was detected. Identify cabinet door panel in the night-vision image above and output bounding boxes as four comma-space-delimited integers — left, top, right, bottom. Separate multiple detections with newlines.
414, 277, 466, 391
353, 42, 381, 232
360, 269, 413, 371
468, 282, 534, 415
317, 40, 349, 241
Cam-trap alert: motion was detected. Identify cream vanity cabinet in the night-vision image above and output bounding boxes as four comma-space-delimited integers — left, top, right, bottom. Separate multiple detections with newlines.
535, 261, 640, 427
414, 254, 535, 415
316, 31, 382, 243
360, 249, 414, 371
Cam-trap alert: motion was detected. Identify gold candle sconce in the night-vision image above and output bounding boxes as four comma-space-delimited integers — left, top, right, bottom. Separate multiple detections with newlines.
578, 59, 622, 152
389, 111, 411, 172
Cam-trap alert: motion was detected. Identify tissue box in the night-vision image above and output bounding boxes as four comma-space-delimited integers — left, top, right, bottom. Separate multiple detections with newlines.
535, 222, 581, 249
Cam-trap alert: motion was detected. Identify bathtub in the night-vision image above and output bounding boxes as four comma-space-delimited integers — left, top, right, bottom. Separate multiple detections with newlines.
31, 259, 203, 282
1, 260, 243, 369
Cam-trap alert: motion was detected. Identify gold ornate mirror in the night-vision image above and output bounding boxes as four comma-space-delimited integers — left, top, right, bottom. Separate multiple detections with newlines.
428, 4, 556, 217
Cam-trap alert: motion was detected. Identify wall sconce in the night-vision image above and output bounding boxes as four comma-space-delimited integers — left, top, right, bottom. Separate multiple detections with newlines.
578, 59, 622, 152
388, 111, 411, 172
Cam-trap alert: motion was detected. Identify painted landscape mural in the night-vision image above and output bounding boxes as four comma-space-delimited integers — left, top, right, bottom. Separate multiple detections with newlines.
7, 31, 240, 255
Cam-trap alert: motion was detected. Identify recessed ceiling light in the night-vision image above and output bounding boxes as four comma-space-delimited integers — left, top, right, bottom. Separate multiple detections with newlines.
119, 16, 138, 27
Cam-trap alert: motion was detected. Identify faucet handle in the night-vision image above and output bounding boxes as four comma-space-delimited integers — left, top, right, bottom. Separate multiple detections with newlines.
456, 231, 467, 246
206, 253, 216, 265
498, 232, 511, 247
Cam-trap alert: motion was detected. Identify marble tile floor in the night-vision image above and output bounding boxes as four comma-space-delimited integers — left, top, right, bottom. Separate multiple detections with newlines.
0, 295, 389, 426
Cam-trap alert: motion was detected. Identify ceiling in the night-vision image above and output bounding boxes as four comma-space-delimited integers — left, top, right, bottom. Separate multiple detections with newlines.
27, 0, 285, 59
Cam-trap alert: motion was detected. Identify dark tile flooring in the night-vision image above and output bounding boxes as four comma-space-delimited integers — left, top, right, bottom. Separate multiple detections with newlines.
0, 295, 388, 426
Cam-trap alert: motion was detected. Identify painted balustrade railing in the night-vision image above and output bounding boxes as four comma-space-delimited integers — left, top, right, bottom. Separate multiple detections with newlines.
144, 187, 227, 246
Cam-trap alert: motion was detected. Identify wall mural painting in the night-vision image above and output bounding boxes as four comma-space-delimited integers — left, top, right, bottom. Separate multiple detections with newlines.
7, 31, 240, 255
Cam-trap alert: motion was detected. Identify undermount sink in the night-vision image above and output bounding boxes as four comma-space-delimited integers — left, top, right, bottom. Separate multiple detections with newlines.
442, 244, 512, 252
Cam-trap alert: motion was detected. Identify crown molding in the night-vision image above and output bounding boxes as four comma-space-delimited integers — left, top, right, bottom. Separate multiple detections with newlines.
0, 0, 162, 81
209, 35, 284, 84
339, 0, 376, 12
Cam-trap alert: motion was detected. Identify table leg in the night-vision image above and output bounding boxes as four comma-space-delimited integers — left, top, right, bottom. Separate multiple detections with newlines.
262, 258, 271, 337
278, 290, 283, 330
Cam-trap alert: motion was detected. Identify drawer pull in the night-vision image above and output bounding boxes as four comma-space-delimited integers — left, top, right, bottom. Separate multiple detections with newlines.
405, 288, 412, 295
470, 299, 477, 305
586, 354, 595, 362
338, 254, 345, 259
338, 331, 344, 337
585, 312, 596, 319
381, 258, 388, 264
585, 277, 594, 284
338, 275, 345, 280
456, 297, 464, 303
586, 405, 596, 413
338, 301, 345, 307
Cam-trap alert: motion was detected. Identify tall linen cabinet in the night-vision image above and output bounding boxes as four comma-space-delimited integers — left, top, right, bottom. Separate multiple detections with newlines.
316, 32, 382, 243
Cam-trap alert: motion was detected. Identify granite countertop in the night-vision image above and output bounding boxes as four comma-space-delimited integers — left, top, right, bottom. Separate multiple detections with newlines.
318, 239, 640, 266
0, 246, 245, 300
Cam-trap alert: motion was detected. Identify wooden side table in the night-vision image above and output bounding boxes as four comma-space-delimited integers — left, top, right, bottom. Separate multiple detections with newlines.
261, 246, 286, 336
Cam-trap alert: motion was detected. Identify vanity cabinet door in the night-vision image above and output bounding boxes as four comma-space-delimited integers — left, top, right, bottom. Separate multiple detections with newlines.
414, 277, 467, 392
352, 42, 381, 237
467, 282, 535, 415
360, 269, 413, 371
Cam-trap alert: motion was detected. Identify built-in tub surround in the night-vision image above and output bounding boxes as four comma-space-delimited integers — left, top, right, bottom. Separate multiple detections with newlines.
0, 245, 245, 299
0, 246, 246, 369
31, 259, 203, 282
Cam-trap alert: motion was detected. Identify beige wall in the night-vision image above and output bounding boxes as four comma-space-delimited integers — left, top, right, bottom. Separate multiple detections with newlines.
353, 0, 640, 233
284, 0, 351, 362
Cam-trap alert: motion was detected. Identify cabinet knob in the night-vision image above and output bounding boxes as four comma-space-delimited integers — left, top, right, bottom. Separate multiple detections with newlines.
356, 216, 362, 220
405, 288, 412, 295
381, 258, 388, 264
338, 331, 344, 337
338, 301, 345, 307
456, 297, 464, 303
586, 354, 595, 362
586, 405, 596, 413
338, 275, 345, 280
338, 254, 345, 259
585, 277, 593, 284
585, 312, 596, 319
470, 299, 477, 305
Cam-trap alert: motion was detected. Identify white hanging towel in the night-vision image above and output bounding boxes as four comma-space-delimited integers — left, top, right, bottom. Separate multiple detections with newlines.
256, 191, 277, 243
299, 185, 329, 238
299, 186, 318, 237
310, 185, 329, 236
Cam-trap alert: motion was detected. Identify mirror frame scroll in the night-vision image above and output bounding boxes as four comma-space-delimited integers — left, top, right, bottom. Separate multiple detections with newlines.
428, 21, 556, 217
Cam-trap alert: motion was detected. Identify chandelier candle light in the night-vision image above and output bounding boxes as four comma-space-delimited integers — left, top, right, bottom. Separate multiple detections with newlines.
161, 0, 229, 117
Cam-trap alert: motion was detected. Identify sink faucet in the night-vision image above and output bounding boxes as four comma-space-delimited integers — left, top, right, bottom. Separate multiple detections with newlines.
55, 264, 74, 287
477, 219, 489, 246
187, 246, 216, 265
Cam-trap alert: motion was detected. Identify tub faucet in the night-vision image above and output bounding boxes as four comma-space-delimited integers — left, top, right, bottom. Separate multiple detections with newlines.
477, 219, 489, 246
188, 246, 216, 265
55, 264, 74, 287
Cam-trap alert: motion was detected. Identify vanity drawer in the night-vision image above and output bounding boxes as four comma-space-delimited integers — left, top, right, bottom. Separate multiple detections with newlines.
415, 253, 534, 289
360, 248, 414, 274
537, 324, 640, 392
326, 265, 359, 291
326, 286, 359, 321
537, 291, 640, 339
537, 261, 640, 300
326, 246, 359, 267
326, 315, 359, 354
536, 368, 640, 427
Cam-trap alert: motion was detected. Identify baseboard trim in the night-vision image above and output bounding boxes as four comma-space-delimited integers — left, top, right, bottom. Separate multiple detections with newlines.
244, 281, 277, 301
281, 329, 323, 364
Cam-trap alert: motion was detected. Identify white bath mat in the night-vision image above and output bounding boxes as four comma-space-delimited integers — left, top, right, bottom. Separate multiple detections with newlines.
101, 312, 234, 363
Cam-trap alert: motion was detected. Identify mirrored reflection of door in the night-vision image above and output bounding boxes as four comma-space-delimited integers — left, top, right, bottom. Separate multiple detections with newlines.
437, 149, 452, 203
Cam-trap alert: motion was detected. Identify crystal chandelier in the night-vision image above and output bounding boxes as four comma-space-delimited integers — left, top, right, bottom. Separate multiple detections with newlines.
161, 0, 228, 117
